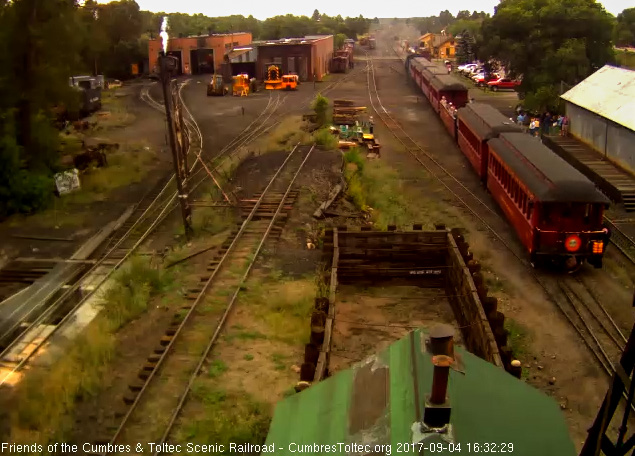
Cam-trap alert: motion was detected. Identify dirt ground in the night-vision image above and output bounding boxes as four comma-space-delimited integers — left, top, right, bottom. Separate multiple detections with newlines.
365, 26, 635, 449
330, 284, 460, 373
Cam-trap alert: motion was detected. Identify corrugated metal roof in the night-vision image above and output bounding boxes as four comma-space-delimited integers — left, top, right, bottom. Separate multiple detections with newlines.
561, 65, 635, 132
265, 329, 577, 455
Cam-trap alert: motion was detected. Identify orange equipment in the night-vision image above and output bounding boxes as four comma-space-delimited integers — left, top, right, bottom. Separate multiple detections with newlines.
265, 65, 282, 90
232, 74, 250, 96
281, 74, 298, 90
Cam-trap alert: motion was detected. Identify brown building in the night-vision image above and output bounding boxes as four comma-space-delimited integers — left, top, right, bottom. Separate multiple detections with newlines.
419, 32, 456, 59
256, 35, 333, 82
148, 32, 252, 75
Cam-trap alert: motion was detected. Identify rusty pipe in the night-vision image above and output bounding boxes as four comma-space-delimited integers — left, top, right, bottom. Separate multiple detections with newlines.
430, 355, 453, 405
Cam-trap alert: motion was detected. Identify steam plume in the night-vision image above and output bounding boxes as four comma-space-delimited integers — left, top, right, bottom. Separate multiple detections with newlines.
160, 16, 169, 53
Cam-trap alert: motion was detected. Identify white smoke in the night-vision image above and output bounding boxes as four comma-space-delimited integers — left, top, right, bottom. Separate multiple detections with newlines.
160, 16, 169, 53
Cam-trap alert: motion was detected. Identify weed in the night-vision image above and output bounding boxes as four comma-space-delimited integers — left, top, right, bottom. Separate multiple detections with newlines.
175, 389, 270, 449
312, 128, 338, 149
485, 275, 504, 293
10, 317, 114, 446
192, 207, 232, 237
244, 354, 254, 361
208, 360, 228, 378
224, 330, 267, 342
101, 256, 173, 329
504, 318, 530, 361
271, 353, 287, 371
254, 116, 311, 153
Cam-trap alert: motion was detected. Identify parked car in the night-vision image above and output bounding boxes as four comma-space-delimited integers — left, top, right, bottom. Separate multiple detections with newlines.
473, 73, 500, 86
105, 79, 122, 89
487, 78, 521, 91
458, 63, 478, 75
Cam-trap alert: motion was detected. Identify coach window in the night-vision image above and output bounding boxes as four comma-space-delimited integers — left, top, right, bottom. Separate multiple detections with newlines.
583, 204, 590, 224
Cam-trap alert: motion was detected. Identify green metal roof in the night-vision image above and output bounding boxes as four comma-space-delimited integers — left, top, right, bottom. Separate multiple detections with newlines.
265, 329, 576, 455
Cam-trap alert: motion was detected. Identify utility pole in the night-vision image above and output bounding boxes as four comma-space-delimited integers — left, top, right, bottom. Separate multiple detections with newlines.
159, 51, 193, 240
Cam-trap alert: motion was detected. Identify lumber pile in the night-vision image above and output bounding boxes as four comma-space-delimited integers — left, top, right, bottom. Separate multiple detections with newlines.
333, 100, 367, 125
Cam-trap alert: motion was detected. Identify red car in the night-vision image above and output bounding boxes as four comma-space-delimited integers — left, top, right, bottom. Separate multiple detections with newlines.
487, 78, 521, 91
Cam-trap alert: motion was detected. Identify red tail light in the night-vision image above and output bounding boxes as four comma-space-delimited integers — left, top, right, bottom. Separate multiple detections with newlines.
565, 235, 582, 252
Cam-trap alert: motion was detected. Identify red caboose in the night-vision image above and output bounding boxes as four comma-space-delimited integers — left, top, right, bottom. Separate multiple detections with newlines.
457, 103, 520, 183
486, 133, 610, 270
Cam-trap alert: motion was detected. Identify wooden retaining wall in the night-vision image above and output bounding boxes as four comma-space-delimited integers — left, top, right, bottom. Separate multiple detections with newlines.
297, 225, 520, 390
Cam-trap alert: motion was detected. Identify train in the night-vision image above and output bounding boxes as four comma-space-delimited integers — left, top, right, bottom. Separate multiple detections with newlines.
404, 55, 611, 271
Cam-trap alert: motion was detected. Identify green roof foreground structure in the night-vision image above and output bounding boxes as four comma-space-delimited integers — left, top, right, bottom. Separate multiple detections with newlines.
264, 328, 576, 456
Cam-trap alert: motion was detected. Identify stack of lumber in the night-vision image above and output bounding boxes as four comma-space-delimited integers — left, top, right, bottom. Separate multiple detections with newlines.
333, 100, 367, 125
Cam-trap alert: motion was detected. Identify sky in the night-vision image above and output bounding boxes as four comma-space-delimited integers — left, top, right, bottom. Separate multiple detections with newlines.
101, 0, 631, 19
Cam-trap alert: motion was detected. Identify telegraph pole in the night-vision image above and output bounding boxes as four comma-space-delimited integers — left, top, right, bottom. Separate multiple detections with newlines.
159, 51, 193, 240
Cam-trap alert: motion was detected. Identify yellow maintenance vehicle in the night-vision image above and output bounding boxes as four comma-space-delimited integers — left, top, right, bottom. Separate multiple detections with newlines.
280, 74, 299, 90
232, 74, 251, 96
264, 65, 283, 90
207, 74, 228, 96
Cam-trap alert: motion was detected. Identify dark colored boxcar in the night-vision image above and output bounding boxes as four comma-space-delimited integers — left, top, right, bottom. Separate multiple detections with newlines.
429, 74, 468, 113
457, 103, 521, 182
486, 133, 610, 268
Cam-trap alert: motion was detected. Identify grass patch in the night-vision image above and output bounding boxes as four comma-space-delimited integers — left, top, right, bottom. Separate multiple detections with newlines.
174, 387, 270, 450
224, 330, 267, 342
208, 360, 228, 378
11, 141, 157, 229
91, 91, 136, 129
240, 278, 315, 345
8, 255, 176, 447
191, 207, 232, 237
101, 256, 174, 329
244, 353, 254, 361
253, 116, 311, 153
504, 318, 530, 362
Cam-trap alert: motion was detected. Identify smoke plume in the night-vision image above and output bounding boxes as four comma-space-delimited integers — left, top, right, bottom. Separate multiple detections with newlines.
160, 16, 169, 53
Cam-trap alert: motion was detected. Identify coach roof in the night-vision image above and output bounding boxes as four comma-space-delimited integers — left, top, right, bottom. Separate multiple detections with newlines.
430, 74, 468, 92
458, 103, 521, 140
488, 133, 610, 203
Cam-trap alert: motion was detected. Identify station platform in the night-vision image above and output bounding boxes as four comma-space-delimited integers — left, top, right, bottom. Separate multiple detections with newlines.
542, 134, 635, 212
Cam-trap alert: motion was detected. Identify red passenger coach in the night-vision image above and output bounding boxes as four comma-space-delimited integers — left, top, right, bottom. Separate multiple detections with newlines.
429, 75, 468, 113
457, 103, 520, 183
486, 133, 610, 270
420, 67, 447, 101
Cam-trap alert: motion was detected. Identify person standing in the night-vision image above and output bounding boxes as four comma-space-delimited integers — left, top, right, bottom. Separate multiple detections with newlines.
561, 115, 569, 136
529, 118, 536, 136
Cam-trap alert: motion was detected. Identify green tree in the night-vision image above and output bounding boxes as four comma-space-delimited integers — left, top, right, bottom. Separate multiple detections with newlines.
614, 8, 635, 47
480, 0, 615, 111
311, 9, 320, 21
334, 33, 347, 50
455, 30, 476, 64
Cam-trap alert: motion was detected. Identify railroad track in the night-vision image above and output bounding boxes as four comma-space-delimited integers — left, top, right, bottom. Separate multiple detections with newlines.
366, 53, 634, 405
0, 68, 359, 386
0, 84, 284, 387
92, 143, 315, 455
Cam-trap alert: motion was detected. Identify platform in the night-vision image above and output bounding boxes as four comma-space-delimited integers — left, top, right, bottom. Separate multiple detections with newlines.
542, 135, 635, 211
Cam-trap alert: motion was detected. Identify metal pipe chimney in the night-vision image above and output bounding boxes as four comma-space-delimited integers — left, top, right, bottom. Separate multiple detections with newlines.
430, 355, 452, 404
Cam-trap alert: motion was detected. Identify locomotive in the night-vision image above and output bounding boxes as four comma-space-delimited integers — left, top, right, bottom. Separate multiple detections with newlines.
405, 56, 611, 271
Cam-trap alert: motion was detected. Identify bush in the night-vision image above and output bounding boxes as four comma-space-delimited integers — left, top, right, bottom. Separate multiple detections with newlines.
312, 128, 338, 149
311, 94, 330, 126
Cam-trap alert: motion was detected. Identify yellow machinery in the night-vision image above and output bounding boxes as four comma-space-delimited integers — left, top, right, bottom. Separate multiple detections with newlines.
232, 74, 250, 96
265, 65, 282, 90
207, 74, 228, 96
280, 74, 298, 90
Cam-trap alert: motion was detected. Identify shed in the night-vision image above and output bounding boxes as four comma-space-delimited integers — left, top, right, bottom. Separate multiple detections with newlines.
265, 328, 576, 456
560, 65, 635, 172
256, 35, 333, 82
